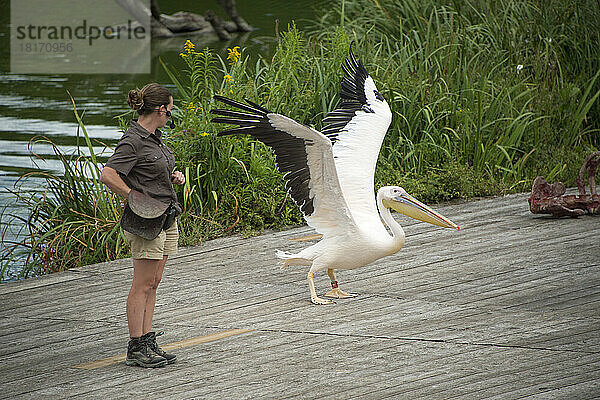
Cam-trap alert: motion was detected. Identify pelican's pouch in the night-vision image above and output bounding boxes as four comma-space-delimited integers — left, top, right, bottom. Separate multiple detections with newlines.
120, 190, 170, 241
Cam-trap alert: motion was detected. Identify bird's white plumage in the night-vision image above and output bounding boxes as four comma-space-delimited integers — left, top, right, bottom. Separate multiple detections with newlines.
331, 76, 392, 234
211, 45, 457, 304
267, 114, 358, 238
266, 73, 398, 268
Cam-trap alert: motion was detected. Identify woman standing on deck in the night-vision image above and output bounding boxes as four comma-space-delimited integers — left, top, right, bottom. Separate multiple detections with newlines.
100, 83, 185, 368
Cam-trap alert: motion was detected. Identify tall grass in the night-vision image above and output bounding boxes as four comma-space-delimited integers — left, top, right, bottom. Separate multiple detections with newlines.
0, 96, 127, 279
160, 44, 306, 244
311, 0, 599, 188
3, 0, 598, 280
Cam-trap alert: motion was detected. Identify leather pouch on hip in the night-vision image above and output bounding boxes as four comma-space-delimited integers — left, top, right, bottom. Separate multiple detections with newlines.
120, 190, 169, 241
162, 204, 180, 231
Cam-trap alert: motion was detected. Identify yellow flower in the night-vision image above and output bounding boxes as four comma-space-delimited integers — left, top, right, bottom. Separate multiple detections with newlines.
186, 101, 195, 110
224, 74, 234, 83
179, 52, 187, 58
227, 46, 241, 64
183, 39, 195, 54
200, 132, 209, 137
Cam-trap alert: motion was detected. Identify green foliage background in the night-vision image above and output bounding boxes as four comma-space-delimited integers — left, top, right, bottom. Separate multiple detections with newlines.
1, 0, 598, 280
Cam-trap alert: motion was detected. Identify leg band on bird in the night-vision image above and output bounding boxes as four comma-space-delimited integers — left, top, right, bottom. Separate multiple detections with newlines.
324, 268, 359, 299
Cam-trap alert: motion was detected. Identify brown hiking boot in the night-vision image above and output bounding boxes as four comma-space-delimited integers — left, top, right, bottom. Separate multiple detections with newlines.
125, 337, 168, 368
143, 331, 177, 364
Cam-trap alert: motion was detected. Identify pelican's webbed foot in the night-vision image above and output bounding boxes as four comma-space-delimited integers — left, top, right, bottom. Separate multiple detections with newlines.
311, 295, 335, 305
323, 279, 359, 299
323, 287, 359, 299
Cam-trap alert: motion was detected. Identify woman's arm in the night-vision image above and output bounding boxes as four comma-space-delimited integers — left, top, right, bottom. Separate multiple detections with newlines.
100, 166, 132, 198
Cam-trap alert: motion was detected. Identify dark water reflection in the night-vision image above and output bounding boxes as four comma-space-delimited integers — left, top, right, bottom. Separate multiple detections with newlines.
0, 0, 322, 280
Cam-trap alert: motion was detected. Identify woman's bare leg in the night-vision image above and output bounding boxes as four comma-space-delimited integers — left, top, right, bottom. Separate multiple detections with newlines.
127, 258, 161, 338
142, 255, 168, 334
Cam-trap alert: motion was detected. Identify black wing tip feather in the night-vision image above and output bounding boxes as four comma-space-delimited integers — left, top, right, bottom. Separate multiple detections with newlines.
210, 95, 316, 217
210, 95, 274, 136
321, 43, 372, 143
211, 95, 272, 117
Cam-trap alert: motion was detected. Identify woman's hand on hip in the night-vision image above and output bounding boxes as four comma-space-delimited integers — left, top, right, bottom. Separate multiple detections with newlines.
171, 170, 185, 185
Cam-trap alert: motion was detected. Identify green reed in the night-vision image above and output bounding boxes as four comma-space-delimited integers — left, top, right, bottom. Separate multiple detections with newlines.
160, 43, 305, 245
3, 0, 598, 280
311, 0, 599, 189
0, 97, 127, 280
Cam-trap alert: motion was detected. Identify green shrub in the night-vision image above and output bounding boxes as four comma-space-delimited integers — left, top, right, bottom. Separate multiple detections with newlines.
313, 0, 599, 188
3, 1, 599, 280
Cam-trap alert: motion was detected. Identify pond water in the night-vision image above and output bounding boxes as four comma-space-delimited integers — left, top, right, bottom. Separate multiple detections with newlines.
0, 0, 323, 280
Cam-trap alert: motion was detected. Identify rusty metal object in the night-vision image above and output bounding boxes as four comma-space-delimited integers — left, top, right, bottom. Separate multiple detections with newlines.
529, 151, 600, 217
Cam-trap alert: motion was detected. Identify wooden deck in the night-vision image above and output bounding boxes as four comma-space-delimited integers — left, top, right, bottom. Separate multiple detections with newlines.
1, 192, 599, 399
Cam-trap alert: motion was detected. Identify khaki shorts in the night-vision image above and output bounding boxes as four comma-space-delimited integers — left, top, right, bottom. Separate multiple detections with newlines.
124, 220, 179, 260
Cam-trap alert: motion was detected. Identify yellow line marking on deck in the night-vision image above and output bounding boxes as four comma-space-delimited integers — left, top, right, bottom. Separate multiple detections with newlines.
73, 328, 254, 370
289, 234, 323, 242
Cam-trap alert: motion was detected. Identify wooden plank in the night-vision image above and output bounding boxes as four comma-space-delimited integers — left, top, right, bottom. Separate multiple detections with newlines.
73, 328, 254, 370
0, 270, 88, 295
1, 193, 599, 399
7, 327, 274, 397
62, 332, 339, 398
518, 378, 600, 400
480, 361, 600, 400
349, 350, 595, 399
153, 335, 375, 399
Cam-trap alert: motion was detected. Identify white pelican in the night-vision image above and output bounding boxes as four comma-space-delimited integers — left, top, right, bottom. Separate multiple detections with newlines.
211, 45, 459, 304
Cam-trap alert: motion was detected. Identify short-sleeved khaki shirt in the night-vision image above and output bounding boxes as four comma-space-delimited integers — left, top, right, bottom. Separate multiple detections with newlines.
106, 120, 179, 208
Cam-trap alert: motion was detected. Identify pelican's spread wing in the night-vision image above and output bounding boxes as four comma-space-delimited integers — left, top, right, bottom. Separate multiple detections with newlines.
211, 96, 357, 237
322, 46, 393, 229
